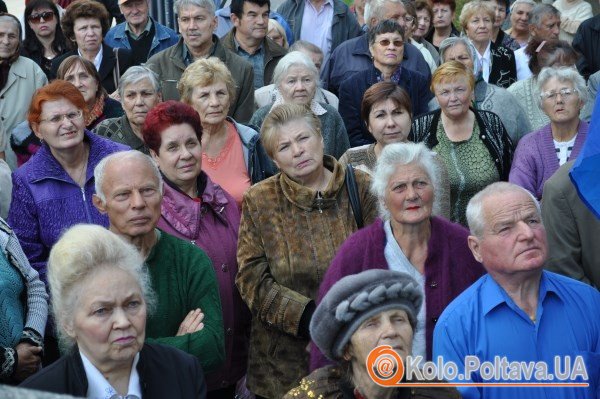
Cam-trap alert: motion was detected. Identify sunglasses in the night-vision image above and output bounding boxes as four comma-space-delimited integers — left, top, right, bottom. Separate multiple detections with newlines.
28, 11, 55, 24
377, 39, 404, 47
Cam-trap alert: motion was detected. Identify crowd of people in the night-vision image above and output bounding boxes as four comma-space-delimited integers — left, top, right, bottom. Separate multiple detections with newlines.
0, 0, 599, 398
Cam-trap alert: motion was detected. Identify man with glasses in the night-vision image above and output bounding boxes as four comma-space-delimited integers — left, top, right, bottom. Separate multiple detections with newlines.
146, 0, 255, 123
104, 0, 179, 66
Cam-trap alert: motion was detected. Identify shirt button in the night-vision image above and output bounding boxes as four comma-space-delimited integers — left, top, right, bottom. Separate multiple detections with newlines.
481, 135, 486, 139
432, 317, 438, 323
429, 281, 438, 288
221, 264, 228, 272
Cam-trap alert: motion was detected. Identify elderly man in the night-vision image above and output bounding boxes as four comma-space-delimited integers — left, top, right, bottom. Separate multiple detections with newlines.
433, 182, 600, 399
104, 0, 180, 66
145, 0, 254, 123
92, 150, 225, 375
321, 0, 430, 95
514, 4, 561, 81
222, 0, 287, 88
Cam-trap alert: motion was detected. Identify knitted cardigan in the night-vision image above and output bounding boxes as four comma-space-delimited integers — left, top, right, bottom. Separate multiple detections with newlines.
507, 77, 551, 132
509, 121, 588, 199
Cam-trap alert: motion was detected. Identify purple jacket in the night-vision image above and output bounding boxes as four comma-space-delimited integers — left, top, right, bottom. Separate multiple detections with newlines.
8, 131, 128, 284
509, 121, 588, 200
310, 217, 484, 369
157, 172, 250, 391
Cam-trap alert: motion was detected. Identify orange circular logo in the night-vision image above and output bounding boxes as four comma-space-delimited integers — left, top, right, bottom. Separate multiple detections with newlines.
366, 345, 405, 386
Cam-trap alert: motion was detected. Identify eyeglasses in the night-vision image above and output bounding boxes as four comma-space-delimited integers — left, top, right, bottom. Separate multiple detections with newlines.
539, 88, 576, 102
377, 39, 404, 47
27, 11, 55, 24
39, 110, 83, 124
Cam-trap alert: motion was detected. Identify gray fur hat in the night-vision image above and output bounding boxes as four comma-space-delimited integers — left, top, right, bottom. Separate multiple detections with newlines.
310, 269, 423, 361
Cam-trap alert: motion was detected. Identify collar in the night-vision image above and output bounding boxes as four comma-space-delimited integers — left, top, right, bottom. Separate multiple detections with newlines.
125, 17, 152, 40
182, 37, 217, 66
233, 32, 264, 55
305, 0, 334, 10
270, 90, 327, 116
78, 45, 103, 71
80, 351, 141, 399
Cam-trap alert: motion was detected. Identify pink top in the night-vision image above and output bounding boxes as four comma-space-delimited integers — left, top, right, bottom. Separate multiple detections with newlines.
202, 121, 251, 208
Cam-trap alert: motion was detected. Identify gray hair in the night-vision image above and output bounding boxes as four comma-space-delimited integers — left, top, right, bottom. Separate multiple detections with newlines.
371, 142, 442, 220
509, 0, 535, 13
535, 66, 587, 109
94, 150, 163, 203
174, 0, 215, 17
529, 3, 559, 27
118, 66, 161, 101
466, 182, 541, 238
438, 36, 480, 75
272, 51, 320, 87
289, 40, 323, 57
48, 224, 157, 353
366, 0, 405, 27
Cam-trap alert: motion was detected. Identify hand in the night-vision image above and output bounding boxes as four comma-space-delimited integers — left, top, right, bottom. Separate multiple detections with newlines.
176, 309, 204, 336
13, 343, 42, 382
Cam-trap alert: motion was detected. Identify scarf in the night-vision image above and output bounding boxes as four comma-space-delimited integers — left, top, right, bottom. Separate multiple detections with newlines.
85, 92, 106, 128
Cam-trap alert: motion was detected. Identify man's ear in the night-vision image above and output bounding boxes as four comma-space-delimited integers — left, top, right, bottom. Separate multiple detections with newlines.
467, 235, 483, 263
231, 13, 240, 28
92, 194, 107, 214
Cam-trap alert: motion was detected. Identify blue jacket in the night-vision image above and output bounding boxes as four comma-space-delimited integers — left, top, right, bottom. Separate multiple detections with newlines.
232, 118, 277, 183
104, 18, 179, 60
321, 33, 431, 95
7, 131, 128, 284
338, 65, 432, 147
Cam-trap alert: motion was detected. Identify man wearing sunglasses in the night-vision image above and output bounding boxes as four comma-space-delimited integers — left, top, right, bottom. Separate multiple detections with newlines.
104, 0, 179, 66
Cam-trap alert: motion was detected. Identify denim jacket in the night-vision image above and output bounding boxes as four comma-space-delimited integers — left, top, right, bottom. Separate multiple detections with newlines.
104, 18, 179, 59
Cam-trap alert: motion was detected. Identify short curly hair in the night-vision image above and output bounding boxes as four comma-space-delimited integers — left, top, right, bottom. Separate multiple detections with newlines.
61, 0, 110, 46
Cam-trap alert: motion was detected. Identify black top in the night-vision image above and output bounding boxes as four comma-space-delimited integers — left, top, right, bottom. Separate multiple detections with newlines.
128, 21, 156, 66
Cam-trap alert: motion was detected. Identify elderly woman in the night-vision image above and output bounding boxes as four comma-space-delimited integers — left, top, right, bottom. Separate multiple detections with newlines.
414, 0, 441, 67
57, 56, 124, 129
236, 103, 379, 399
178, 57, 274, 207
431, 36, 531, 143
483, 0, 519, 50
460, 0, 516, 88
94, 66, 162, 154
338, 20, 432, 147
506, 0, 535, 47
425, 0, 460, 50
0, 218, 47, 384
20, 224, 206, 397
289, 270, 460, 398
22, 0, 68, 79
250, 51, 350, 159
509, 67, 588, 199
508, 39, 579, 132
141, 100, 249, 398
8, 80, 127, 361
311, 142, 484, 370
411, 61, 513, 226
51, 0, 132, 94
405, 1, 437, 74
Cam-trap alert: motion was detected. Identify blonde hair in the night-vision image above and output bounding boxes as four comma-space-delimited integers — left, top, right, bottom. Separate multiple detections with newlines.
268, 19, 288, 48
178, 57, 236, 105
459, 0, 495, 32
260, 103, 322, 159
431, 60, 475, 93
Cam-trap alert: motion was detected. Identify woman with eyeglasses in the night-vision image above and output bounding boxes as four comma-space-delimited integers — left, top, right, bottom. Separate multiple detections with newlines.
509, 67, 588, 199
8, 80, 127, 364
22, 0, 68, 79
338, 20, 432, 147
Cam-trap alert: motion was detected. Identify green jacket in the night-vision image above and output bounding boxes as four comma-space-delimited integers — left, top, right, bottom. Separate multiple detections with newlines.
145, 36, 255, 124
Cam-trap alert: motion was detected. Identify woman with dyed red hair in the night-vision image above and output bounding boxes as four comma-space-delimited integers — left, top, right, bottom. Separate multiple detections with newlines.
142, 100, 250, 398
7, 79, 127, 364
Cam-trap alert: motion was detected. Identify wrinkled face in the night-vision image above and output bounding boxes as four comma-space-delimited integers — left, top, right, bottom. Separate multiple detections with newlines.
28, 7, 57, 39
190, 81, 230, 127
488, 0, 507, 28
73, 17, 102, 54
272, 118, 324, 185
531, 13, 561, 40
267, 26, 284, 47
432, 4, 453, 29
510, 3, 532, 33
120, 0, 150, 29
32, 98, 85, 152
443, 43, 475, 73
233, 2, 269, 41
63, 62, 99, 105
122, 78, 162, 128
369, 32, 405, 70
384, 162, 434, 226
540, 76, 582, 124
434, 76, 473, 119
94, 158, 162, 241
346, 309, 414, 369
66, 268, 146, 374
367, 98, 411, 146
177, 4, 217, 52
465, 11, 493, 45
278, 65, 317, 105
0, 20, 19, 60
415, 9, 431, 39
378, 1, 407, 29
468, 190, 547, 279
151, 123, 202, 189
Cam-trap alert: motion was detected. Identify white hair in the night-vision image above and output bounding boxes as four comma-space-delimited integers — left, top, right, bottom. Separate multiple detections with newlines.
118, 66, 161, 101
438, 36, 481, 75
366, 0, 406, 27
174, 0, 215, 16
509, 0, 535, 13
272, 51, 320, 87
371, 142, 442, 220
535, 66, 587, 110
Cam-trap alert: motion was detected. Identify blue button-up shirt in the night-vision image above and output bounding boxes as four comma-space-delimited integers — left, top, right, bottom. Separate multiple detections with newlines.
433, 271, 600, 399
